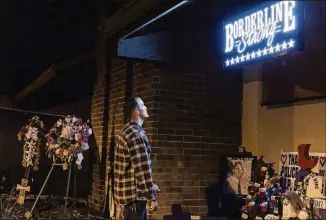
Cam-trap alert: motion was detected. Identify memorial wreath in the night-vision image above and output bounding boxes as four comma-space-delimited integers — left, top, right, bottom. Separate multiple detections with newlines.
45, 115, 92, 169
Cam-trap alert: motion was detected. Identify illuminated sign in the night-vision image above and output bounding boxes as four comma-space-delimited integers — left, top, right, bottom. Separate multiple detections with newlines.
223, 1, 304, 68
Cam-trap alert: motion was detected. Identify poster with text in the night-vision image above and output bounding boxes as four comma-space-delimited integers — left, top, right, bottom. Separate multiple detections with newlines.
279, 152, 326, 193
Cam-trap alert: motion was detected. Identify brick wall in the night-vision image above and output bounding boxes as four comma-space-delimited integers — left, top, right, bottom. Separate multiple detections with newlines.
88, 74, 107, 210
89, 55, 242, 218
89, 56, 128, 211
105, 59, 128, 212
132, 62, 241, 219
88, 33, 109, 211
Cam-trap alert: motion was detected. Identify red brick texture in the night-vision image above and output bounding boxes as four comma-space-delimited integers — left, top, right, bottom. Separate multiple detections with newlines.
89, 59, 242, 219
134, 62, 241, 219
88, 67, 108, 210
88, 33, 111, 211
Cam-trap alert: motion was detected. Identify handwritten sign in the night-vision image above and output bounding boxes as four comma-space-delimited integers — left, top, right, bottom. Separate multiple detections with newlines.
279, 152, 326, 209
312, 198, 326, 209
279, 152, 326, 192
301, 197, 326, 210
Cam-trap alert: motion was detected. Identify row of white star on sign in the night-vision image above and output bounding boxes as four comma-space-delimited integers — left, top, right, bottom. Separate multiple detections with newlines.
225, 39, 295, 66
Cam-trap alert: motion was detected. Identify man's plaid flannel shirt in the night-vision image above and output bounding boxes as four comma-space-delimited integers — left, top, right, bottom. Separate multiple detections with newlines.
113, 121, 156, 205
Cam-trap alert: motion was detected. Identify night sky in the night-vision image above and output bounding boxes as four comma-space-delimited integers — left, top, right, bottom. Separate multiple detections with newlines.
0, 0, 96, 95
0, 0, 258, 107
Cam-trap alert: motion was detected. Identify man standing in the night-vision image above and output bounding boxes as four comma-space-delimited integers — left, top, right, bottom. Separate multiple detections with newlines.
114, 97, 158, 220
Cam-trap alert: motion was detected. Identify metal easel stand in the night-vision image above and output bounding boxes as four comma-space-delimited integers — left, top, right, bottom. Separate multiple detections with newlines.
64, 164, 72, 213
25, 161, 73, 219
73, 163, 77, 209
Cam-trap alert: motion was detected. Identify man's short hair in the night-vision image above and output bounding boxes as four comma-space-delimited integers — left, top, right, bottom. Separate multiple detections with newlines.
124, 97, 139, 121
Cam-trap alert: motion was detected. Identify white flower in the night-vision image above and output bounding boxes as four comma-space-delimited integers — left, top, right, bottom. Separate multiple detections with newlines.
32, 134, 38, 141
65, 116, 72, 123
57, 119, 63, 127
75, 133, 81, 140
26, 131, 32, 139
88, 128, 92, 135
72, 117, 78, 123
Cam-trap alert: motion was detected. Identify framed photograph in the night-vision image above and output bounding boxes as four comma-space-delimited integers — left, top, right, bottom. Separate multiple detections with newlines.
222, 155, 256, 196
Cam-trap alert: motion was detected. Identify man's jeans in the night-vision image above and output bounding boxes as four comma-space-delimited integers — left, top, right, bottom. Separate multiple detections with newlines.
123, 200, 147, 220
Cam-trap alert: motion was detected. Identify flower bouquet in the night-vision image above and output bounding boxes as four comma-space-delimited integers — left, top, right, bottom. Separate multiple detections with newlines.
45, 115, 92, 169
17, 116, 45, 171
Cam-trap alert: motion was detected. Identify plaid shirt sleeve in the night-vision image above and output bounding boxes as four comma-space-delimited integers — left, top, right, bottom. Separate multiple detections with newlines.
128, 135, 156, 201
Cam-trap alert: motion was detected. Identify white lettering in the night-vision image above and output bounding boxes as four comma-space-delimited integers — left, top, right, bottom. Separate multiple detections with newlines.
283, 1, 296, 32
238, 37, 246, 53
237, 23, 276, 53
224, 1, 297, 54
257, 10, 264, 30
238, 19, 244, 38
275, 2, 283, 23
270, 4, 275, 24
245, 16, 251, 33
234, 21, 239, 38
250, 13, 257, 31
225, 24, 234, 53
264, 7, 269, 25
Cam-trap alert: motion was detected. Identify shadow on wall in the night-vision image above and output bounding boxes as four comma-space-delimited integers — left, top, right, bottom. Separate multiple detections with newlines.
163, 204, 191, 220
160, 154, 240, 219
94, 104, 117, 214
105, 106, 117, 213
205, 184, 220, 217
